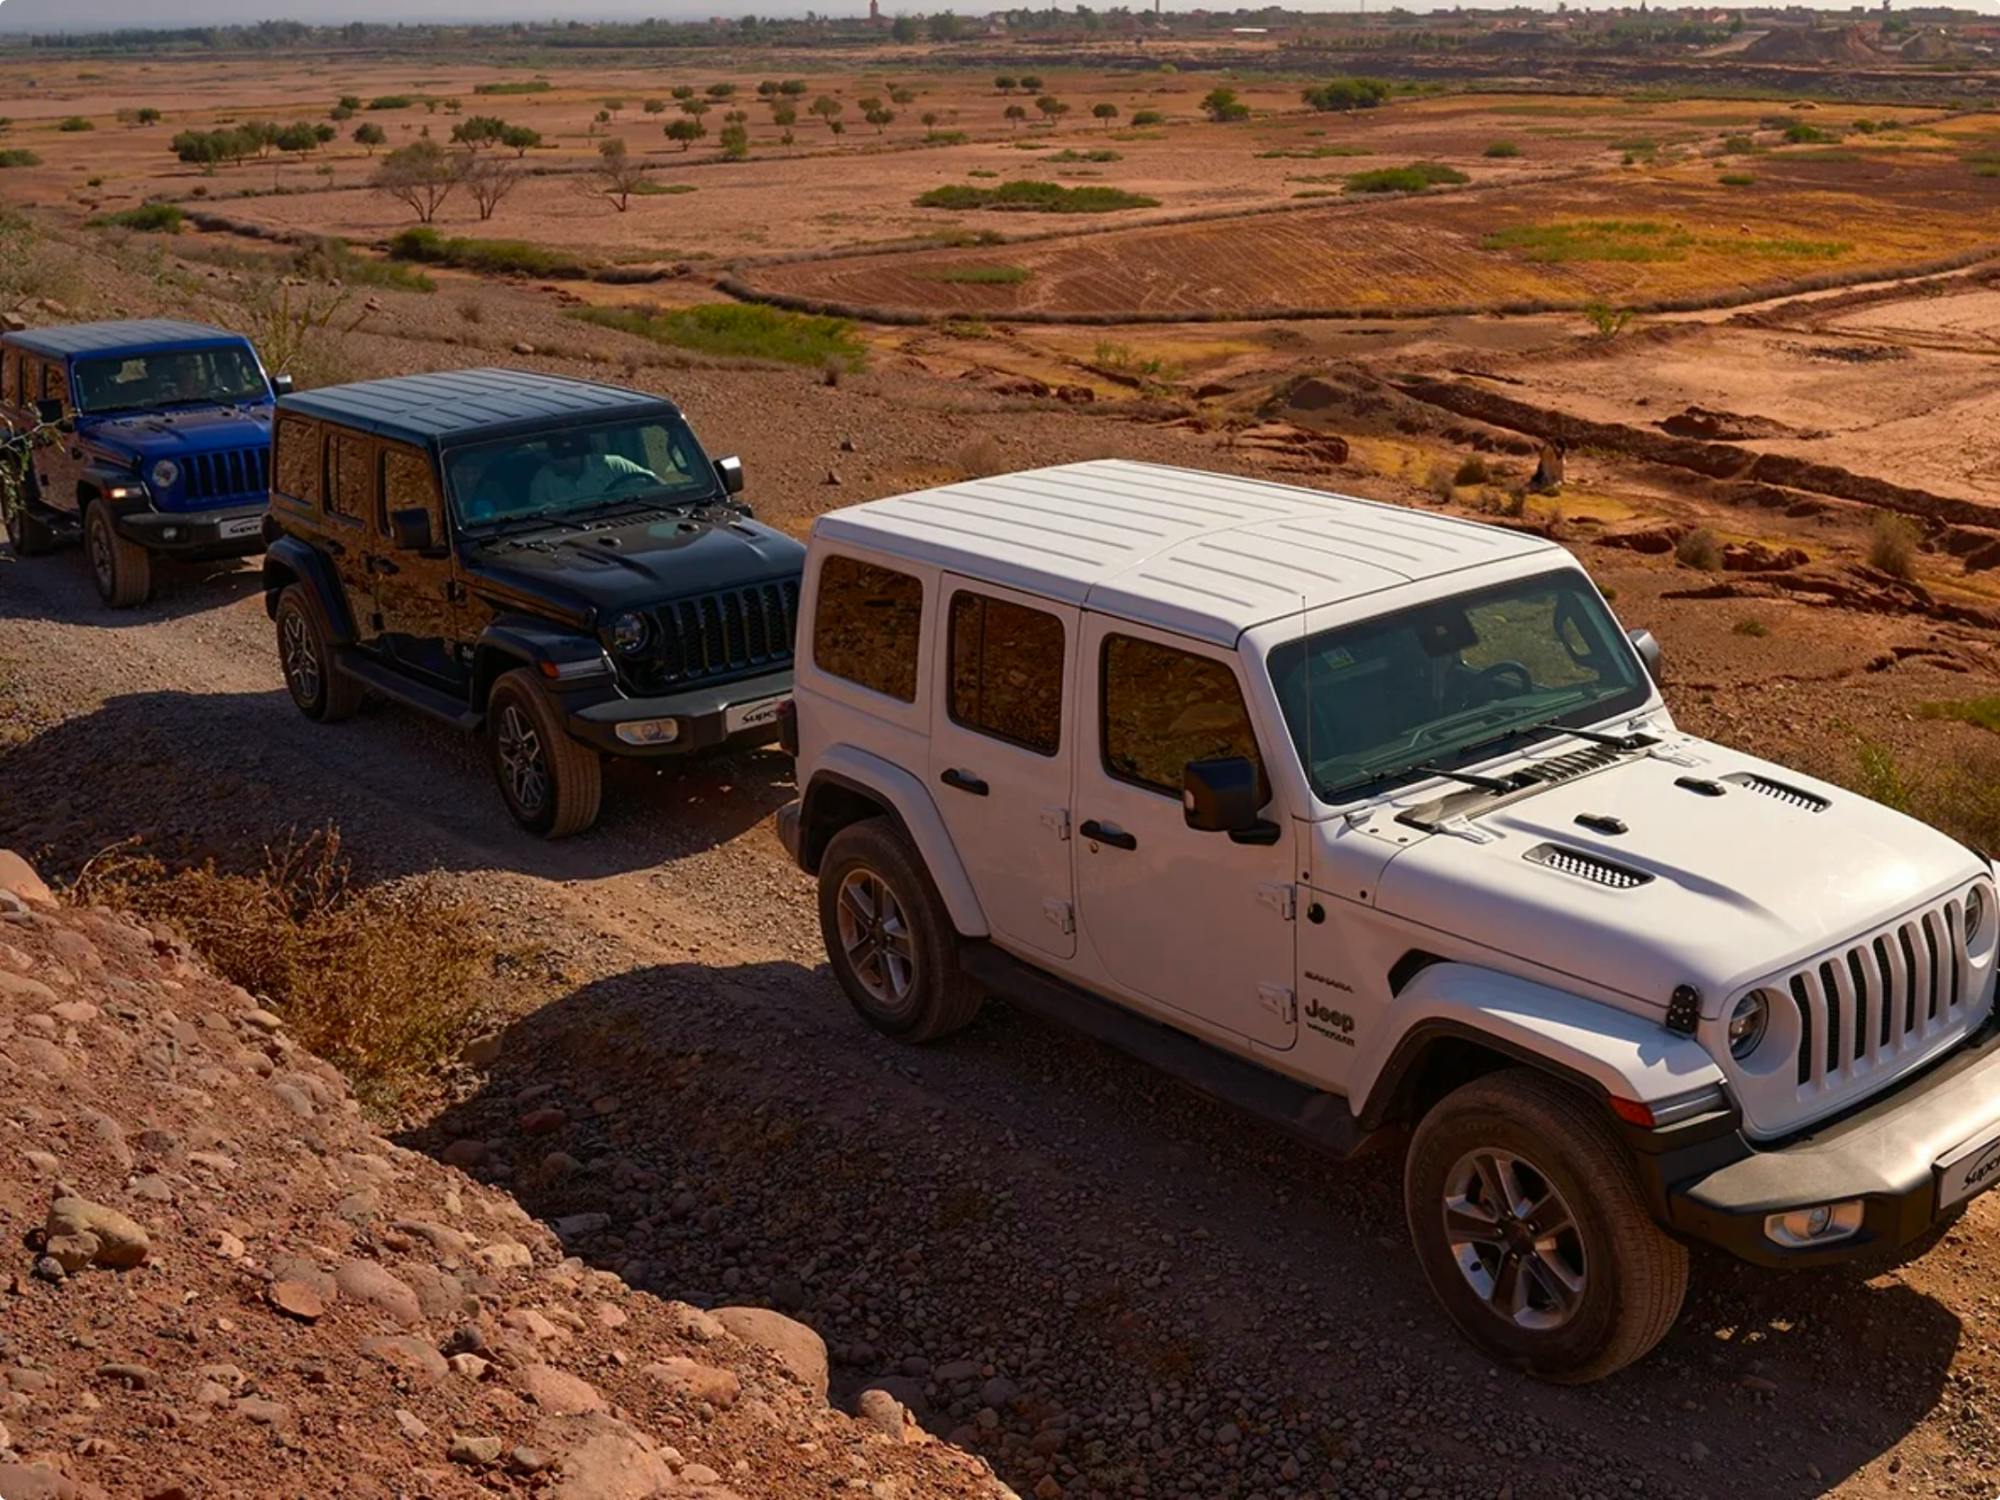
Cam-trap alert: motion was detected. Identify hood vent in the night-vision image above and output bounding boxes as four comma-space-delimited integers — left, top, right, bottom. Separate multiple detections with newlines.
1723, 772, 1829, 813
1525, 843, 1654, 890
1516, 742, 1625, 787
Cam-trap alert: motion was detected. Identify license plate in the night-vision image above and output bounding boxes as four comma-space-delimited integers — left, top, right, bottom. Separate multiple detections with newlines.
724, 695, 788, 734
218, 515, 263, 540
1936, 1126, 2000, 1210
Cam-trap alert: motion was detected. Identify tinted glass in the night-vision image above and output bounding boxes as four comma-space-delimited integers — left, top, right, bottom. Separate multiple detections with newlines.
329, 433, 375, 522
949, 592, 1064, 756
813, 556, 923, 703
1102, 635, 1263, 797
1, 351, 16, 405
383, 446, 441, 533
443, 415, 713, 529
1267, 568, 1649, 802
72, 347, 266, 416
274, 416, 321, 505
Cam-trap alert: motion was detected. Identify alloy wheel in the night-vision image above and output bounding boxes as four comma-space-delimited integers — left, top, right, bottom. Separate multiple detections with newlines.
280, 609, 321, 705
496, 704, 549, 816
88, 512, 114, 593
1442, 1149, 1586, 1330
835, 867, 917, 1008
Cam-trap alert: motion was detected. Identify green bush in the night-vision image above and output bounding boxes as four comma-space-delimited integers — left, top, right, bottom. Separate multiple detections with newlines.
1301, 76, 1393, 113
93, 201, 183, 233
1784, 122, 1837, 145
572, 301, 867, 370
1343, 162, 1468, 193
1483, 140, 1521, 159
58, 116, 94, 133
1045, 148, 1121, 163
923, 130, 971, 145
388, 227, 590, 278
1130, 109, 1164, 126
914, 179, 1159, 213
473, 80, 550, 96
1453, 455, 1490, 486
0, 150, 41, 168
1719, 172, 1755, 186
367, 95, 415, 111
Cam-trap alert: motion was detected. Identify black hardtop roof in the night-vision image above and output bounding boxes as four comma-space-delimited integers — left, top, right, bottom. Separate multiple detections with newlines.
277, 368, 680, 448
6, 319, 251, 360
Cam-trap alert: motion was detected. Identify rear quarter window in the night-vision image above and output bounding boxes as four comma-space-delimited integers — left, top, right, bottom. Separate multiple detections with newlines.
812, 555, 924, 703
274, 416, 323, 506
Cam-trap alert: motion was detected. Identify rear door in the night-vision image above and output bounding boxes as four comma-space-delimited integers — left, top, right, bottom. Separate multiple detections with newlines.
324, 428, 383, 647
372, 443, 465, 686
927, 577, 1078, 960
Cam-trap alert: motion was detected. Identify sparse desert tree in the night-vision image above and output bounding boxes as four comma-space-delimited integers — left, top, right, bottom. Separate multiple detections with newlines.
1019, 74, 1043, 91
891, 87, 916, 105
592, 109, 612, 133
273, 121, 321, 160
589, 137, 646, 212
339, 95, 362, 112
330, 103, 354, 122
499, 124, 541, 156
664, 117, 706, 151
921, 110, 940, 127
1201, 87, 1250, 123
858, 95, 883, 115
352, 122, 387, 154
644, 98, 667, 115
891, 15, 920, 41
706, 82, 736, 99
995, 74, 1017, 94
462, 152, 523, 222
172, 129, 227, 172
757, 80, 779, 97
779, 79, 808, 98
680, 98, 711, 121
1035, 95, 1068, 124
928, 12, 962, 39
1093, 102, 1118, 127
720, 121, 750, 159
1003, 104, 1027, 130
772, 104, 798, 129
134, 106, 162, 125
671, 85, 695, 101
811, 96, 843, 130
373, 138, 461, 224
1583, 300, 1633, 340
603, 98, 625, 116
450, 114, 506, 149
865, 108, 895, 133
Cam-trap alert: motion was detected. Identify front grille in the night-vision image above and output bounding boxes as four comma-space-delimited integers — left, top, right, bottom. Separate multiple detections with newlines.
625, 580, 800, 694
1784, 896, 1971, 1091
182, 446, 268, 504
1524, 843, 1653, 889
1724, 771, 1829, 813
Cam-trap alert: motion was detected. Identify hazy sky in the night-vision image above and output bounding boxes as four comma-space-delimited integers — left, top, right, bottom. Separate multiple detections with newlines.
6, 0, 1992, 27
0, 0, 1970, 30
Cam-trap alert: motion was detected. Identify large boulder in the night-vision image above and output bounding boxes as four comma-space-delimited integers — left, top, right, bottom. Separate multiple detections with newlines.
712, 1306, 829, 1402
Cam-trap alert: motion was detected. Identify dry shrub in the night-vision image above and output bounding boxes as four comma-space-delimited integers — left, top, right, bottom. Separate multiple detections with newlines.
1868, 511, 1919, 580
76, 829, 491, 1109
1675, 527, 1721, 571
952, 433, 1007, 479
1854, 740, 2000, 851
1453, 454, 1491, 486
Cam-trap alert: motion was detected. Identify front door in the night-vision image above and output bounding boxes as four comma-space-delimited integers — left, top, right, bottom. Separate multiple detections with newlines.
373, 443, 464, 686
30, 359, 85, 519
927, 577, 1078, 960
324, 429, 382, 647
1073, 616, 1298, 1050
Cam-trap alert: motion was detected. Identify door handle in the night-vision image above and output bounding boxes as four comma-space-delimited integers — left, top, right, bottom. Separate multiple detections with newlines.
1079, 819, 1137, 851
940, 768, 988, 797
322, 539, 346, 557
368, 556, 401, 576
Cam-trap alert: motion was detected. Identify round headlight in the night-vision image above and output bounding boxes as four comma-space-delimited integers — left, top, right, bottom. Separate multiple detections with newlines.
1967, 885, 1988, 943
608, 611, 649, 655
149, 459, 180, 490
1727, 991, 1770, 1061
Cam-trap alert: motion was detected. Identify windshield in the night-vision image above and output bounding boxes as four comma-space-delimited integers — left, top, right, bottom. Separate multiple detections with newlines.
443, 415, 716, 530
74, 347, 269, 415
1268, 568, 1652, 803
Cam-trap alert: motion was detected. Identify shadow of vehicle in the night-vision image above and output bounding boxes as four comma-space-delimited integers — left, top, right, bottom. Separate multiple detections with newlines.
0, 548, 265, 626
405, 957, 1964, 1498
0, 686, 795, 886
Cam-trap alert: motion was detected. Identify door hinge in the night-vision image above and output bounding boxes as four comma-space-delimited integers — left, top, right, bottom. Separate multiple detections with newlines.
1042, 899, 1075, 936
445, 580, 467, 603
1040, 807, 1071, 842
1258, 984, 1297, 1024
1257, 883, 1296, 922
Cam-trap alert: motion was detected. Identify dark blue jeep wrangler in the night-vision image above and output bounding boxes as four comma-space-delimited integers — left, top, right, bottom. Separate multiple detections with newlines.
0, 319, 285, 607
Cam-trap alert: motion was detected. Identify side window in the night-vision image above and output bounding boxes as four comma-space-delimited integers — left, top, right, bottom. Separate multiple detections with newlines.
812, 555, 923, 703
948, 591, 1065, 756
1102, 634, 1265, 797
382, 446, 442, 535
274, 416, 322, 506
42, 361, 66, 405
328, 431, 376, 523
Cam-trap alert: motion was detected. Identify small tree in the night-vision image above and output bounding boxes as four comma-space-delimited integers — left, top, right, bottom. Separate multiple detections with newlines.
858, 95, 883, 115
603, 98, 625, 116
706, 82, 736, 99
1092, 102, 1118, 128
680, 98, 711, 121
891, 15, 920, 41
671, 85, 695, 102
499, 124, 541, 157
664, 118, 706, 151
779, 79, 809, 98
929, 11, 961, 39
330, 103, 354, 122
1035, 95, 1068, 125
720, 121, 750, 159
462, 152, 523, 222
811, 96, 843, 130
373, 138, 461, 224
353, 122, 387, 154
772, 104, 798, 129
890, 87, 916, 105
995, 74, 1017, 94
644, 98, 667, 115
1019, 74, 1043, 91
865, 108, 894, 133
1201, 87, 1250, 123
590, 137, 646, 212
757, 80, 779, 97
274, 121, 320, 160
136, 106, 162, 125
339, 94, 363, 112
921, 110, 940, 128
450, 115, 507, 150
1003, 104, 1027, 130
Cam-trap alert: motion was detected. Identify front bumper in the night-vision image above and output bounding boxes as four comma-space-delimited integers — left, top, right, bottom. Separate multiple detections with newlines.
1653, 1024, 2000, 1267
562, 666, 794, 759
114, 500, 268, 559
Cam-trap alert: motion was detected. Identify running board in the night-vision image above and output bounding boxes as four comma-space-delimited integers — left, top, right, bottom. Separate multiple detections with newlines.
958, 942, 1369, 1160
332, 647, 482, 732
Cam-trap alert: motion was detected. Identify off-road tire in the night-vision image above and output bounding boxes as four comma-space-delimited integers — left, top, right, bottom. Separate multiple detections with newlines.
1405, 1068, 1688, 1383
487, 668, 603, 839
275, 583, 364, 723
85, 500, 151, 608
818, 817, 982, 1043
3, 473, 57, 557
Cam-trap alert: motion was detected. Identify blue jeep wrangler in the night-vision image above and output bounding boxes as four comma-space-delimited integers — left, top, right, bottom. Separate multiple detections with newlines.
0, 319, 286, 607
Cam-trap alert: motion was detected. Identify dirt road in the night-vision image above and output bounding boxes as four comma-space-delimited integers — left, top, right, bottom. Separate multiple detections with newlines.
6, 498, 1999, 1500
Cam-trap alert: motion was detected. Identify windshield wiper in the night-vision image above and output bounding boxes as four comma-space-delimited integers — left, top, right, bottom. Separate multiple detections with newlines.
1406, 763, 1524, 794
1454, 716, 1651, 766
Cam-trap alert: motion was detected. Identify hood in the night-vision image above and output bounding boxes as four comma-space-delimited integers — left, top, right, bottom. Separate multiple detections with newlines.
84, 404, 273, 461
467, 511, 807, 621
1369, 738, 1986, 1015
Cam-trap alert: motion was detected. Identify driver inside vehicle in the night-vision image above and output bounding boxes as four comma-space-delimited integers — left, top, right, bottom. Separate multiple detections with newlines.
527, 432, 660, 514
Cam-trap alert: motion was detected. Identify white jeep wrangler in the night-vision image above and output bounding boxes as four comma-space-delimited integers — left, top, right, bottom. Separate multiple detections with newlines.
776, 460, 2000, 1381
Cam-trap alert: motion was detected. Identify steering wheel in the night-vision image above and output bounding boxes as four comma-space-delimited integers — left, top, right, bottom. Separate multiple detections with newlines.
1474, 661, 1535, 698
605, 469, 661, 495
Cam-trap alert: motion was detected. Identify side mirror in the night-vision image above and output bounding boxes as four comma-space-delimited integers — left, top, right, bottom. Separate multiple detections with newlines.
1628, 627, 1662, 681
388, 507, 434, 553
271, 374, 295, 398
1184, 756, 1275, 845
33, 398, 63, 427
715, 454, 744, 496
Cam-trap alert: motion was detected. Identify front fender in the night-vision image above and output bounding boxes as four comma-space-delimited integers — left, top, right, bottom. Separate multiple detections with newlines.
262, 534, 355, 640
806, 744, 989, 939
1356, 962, 1724, 1127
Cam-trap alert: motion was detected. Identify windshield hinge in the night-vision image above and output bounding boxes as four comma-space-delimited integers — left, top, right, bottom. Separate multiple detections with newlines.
1040, 807, 1071, 842
1257, 883, 1297, 921
1434, 816, 1499, 845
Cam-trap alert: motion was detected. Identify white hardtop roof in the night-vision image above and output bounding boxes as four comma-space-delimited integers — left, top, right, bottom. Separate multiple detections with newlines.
812, 460, 1562, 644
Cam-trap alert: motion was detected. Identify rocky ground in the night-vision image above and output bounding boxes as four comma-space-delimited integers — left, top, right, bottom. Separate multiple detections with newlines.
7, 218, 2000, 1500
